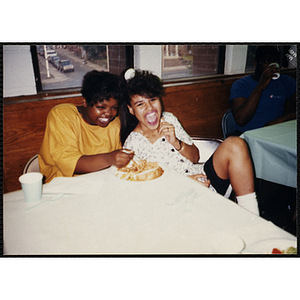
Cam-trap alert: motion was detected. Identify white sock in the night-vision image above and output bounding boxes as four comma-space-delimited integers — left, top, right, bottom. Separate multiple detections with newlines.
236, 192, 259, 215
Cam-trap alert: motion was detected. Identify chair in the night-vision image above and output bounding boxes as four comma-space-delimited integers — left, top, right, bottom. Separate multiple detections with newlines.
23, 154, 40, 174
192, 137, 233, 199
222, 109, 236, 140
192, 137, 223, 164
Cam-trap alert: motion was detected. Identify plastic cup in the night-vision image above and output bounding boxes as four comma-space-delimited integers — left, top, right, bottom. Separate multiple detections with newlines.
269, 63, 280, 80
19, 172, 43, 203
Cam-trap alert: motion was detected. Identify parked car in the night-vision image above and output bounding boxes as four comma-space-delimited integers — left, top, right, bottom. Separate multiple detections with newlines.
46, 50, 57, 58
50, 55, 60, 66
37, 46, 44, 56
37, 45, 55, 57
58, 60, 74, 72
53, 59, 61, 69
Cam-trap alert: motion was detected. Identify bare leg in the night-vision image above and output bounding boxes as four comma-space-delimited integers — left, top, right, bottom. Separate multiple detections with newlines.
212, 136, 254, 197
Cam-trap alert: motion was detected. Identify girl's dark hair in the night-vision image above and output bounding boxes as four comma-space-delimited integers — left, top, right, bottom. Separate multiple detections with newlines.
119, 69, 165, 145
81, 70, 125, 106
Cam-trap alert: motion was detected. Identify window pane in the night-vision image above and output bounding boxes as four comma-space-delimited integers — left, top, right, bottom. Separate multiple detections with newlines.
245, 45, 256, 72
162, 45, 221, 80
279, 45, 297, 68
37, 44, 125, 90
286, 45, 297, 68
245, 44, 297, 72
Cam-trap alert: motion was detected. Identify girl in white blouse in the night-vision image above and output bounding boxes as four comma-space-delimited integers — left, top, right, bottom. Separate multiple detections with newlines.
119, 69, 259, 215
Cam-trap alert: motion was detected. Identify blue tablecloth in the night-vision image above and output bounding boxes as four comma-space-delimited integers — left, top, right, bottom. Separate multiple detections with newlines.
241, 120, 296, 188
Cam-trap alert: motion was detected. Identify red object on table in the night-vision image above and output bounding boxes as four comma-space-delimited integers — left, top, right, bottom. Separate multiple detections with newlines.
272, 248, 283, 254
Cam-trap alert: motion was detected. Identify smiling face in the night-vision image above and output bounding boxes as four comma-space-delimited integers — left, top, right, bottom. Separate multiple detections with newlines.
82, 97, 119, 127
128, 95, 162, 131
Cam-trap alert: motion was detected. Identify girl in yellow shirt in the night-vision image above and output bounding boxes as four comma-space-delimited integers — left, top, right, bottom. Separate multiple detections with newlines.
39, 71, 134, 183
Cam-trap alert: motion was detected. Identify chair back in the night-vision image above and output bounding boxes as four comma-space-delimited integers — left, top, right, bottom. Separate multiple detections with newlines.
23, 154, 40, 174
222, 109, 236, 139
192, 137, 223, 164
192, 137, 233, 198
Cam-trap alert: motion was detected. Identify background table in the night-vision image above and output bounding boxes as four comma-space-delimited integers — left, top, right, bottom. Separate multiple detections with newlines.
241, 120, 296, 188
4, 164, 296, 255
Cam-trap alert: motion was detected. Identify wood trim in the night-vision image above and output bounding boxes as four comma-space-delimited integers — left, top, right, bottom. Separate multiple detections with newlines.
4, 91, 82, 105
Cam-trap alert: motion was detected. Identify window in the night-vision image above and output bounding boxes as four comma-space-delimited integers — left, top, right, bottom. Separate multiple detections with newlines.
32, 44, 130, 92
245, 45, 256, 72
245, 44, 297, 72
162, 45, 225, 80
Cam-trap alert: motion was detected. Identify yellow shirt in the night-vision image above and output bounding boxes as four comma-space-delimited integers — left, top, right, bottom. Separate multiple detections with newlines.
39, 103, 122, 183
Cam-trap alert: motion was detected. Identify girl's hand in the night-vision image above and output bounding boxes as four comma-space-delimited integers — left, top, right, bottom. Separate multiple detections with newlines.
158, 117, 180, 149
111, 149, 134, 168
188, 174, 211, 188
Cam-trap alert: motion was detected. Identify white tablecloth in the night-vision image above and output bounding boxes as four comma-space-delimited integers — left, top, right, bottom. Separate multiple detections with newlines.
3, 165, 296, 255
241, 120, 296, 188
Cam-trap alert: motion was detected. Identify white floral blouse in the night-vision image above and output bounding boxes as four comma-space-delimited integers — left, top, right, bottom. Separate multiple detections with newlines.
123, 112, 204, 176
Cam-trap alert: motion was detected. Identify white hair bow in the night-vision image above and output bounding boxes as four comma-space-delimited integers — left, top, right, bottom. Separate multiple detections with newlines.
124, 68, 135, 81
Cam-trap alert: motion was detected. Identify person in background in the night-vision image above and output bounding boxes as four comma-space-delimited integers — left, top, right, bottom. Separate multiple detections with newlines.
39, 70, 134, 183
119, 69, 259, 215
229, 45, 296, 134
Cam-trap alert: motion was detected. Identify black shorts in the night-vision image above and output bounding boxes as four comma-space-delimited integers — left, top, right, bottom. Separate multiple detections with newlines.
204, 154, 231, 196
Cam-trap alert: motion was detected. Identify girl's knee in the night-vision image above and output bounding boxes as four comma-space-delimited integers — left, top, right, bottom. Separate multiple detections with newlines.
223, 136, 248, 154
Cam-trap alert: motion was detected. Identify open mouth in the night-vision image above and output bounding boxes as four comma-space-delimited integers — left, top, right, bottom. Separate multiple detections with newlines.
145, 112, 158, 126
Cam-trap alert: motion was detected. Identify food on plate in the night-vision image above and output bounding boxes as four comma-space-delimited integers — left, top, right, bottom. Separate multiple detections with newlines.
116, 159, 164, 181
272, 248, 282, 254
272, 246, 297, 254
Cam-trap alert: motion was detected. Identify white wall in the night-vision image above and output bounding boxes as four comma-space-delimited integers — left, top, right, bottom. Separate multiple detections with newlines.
224, 45, 248, 75
3, 45, 37, 97
134, 45, 162, 77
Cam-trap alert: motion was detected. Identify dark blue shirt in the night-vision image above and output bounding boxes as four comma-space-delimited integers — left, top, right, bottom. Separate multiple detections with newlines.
229, 74, 296, 132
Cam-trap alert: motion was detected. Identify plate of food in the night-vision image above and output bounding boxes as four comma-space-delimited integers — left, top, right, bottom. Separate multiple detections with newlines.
113, 157, 167, 182
244, 238, 297, 254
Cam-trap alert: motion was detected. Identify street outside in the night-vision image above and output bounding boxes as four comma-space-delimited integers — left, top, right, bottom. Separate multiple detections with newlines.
38, 47, 108, 90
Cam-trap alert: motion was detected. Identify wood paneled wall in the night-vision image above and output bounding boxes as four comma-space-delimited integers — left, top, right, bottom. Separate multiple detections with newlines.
3, 70, 295, 193
3, 95, 83, 193
163, 79, 233, 137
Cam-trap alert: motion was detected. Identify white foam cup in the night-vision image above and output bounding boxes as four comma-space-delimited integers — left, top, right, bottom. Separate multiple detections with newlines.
269, 63, 280, 80
19, 172, 43, 203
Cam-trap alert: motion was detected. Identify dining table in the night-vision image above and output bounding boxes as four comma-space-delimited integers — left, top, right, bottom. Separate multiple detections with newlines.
3, 163, 297, 255
240, 119, 296, 188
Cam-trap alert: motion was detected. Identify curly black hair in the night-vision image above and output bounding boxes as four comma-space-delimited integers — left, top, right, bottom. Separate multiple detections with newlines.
125, 69, 165, 99
119, 69, 165, 145
81, 70, 125, 106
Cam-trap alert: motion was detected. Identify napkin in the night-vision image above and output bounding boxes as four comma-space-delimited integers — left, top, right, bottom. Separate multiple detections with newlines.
42, 172, 105, 195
